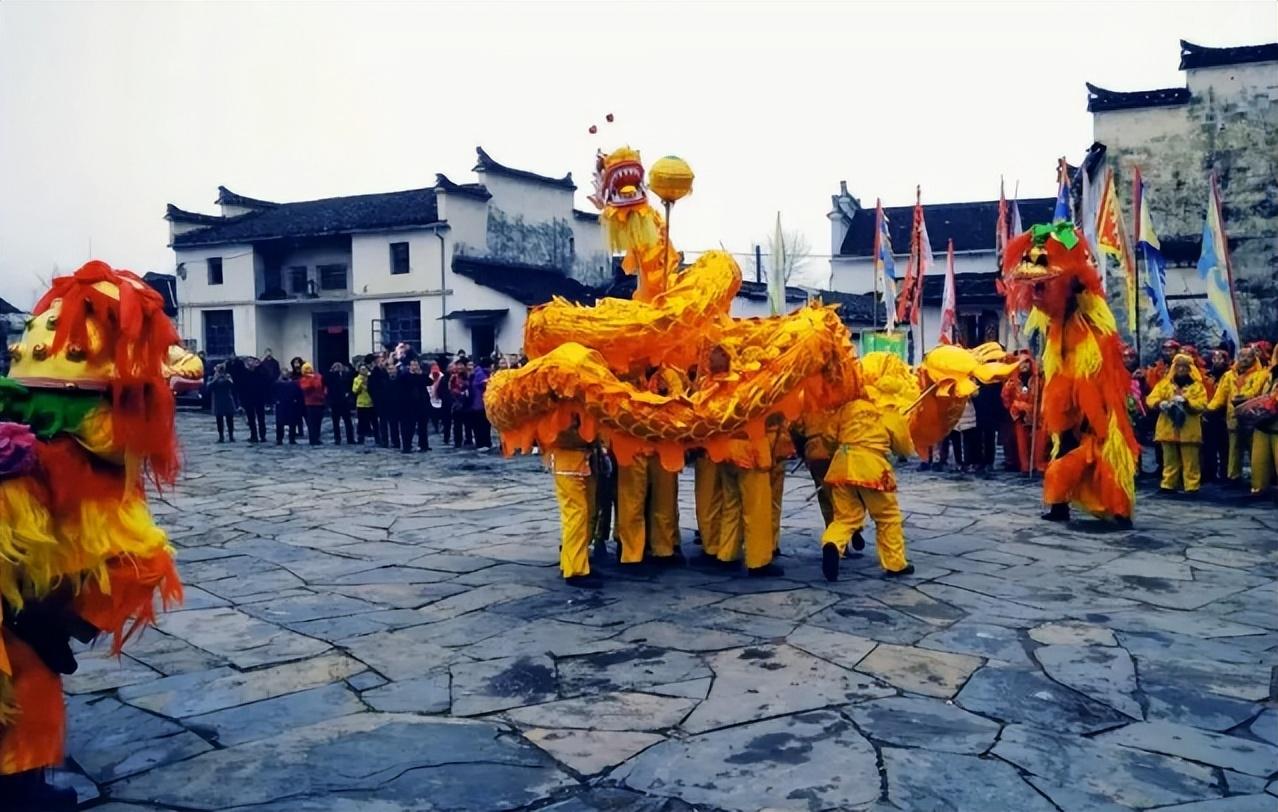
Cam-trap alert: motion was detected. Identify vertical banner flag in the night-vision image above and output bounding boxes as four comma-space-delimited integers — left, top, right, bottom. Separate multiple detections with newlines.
1133, 167, 1174, 336
873, 199, 898, 332
938, 238, 957, 344
1096, 167, 1138, 333
915, 195, 934, 324
995, 178, 1018, 330
1196, 171, 1241, 348
1053, 157, 1073, 223
769, 211, 786, 316
1079, 153, 1104, 292
896, 187, 923, 326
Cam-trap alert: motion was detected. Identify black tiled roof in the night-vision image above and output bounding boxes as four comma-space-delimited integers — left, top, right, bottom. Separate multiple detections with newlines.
1086, 83, 1191, 113
1179, 39, 1278, 70
216, 186, 278, 209
840, 197, 1056, 257
452, 255, 596, 306
0, 297, 24, 316
142, 272, 179, 316
443, 308, 509, 323
812, 290, 886, 326
921, 271, 1002, 306
165, 204, 225, 226
474, 147, 576, 191
434, 174, 493, 201
573, 209, 601, 222
736, 280, 809, 303
170, 188, 442, 247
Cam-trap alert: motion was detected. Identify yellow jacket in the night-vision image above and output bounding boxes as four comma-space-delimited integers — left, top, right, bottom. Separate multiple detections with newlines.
1147, 376, 1208, 443
1208, 365, 1268, 429
352, 373, 374, 408
796, 409, 838, 461
823, 399, 912, 492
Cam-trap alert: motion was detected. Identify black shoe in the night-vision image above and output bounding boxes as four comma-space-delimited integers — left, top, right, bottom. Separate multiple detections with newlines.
692, 530, 702, 546
883, 564, 916, 578
1158, 487, 1176, 495
275, 440, 283, 446
1041, 503, 1070, 522
918, 462, 932, 471
851, 530, 866, 551
747, 562, 786, 578
216, 438, 224, 443
565, 572, 602, 589
821, 543, 840, 582
0, 770, 79, 812
1112, 516, 1133, 529
651, 554, 685, 569
691, 552, 721, 569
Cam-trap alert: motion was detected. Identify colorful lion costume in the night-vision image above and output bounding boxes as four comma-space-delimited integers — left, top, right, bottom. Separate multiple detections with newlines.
1004, 223, 1138, 523
0, 261, 186, 806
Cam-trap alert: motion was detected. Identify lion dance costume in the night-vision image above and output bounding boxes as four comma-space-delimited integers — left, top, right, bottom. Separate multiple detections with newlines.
0, 261, 186, 809
1004, 223, 1138, 524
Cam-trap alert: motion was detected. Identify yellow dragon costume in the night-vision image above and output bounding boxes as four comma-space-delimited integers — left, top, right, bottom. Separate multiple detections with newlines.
0, 262, 188, 809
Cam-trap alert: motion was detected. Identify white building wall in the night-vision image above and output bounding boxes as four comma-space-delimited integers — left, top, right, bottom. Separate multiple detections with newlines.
1185, 60, 1278, 98
477, 172, 575, 223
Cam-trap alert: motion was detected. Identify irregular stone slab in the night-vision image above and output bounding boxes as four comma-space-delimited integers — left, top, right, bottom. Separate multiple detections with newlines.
124, 628, 228, 674
460, 618, 624, 660
533, 787, 693, 812
1250, 709, 1278, 746
1099, 721, 1278, 777
646, 677, 712, 700
994, 724, 1222, 808
340, 627, 474, 681
1225, 770, 1271, 796
882, 746, 1055, 811
346, 671, 387, 691
110, 714, 570, 810
326, 582, 469, 610
809, 596, 939, 645
558, 646, 710, 698
617, 710, 879, 812
682, 644, 893, 733
525, 728, 663, 776
48, 769, 99, 806
63, 650, 159, 694
956, 666, 1128, 734
687, 606, 798, 639
1144, 680, 1263, 731
849, 696, 1000, 754
785, 624, 877, 669
186, 683, 365, 746
1026, 777, 1133, 812
1033, 644, 1142, 719
1150, 797, 1278, 811
319, 565, 458, 585
288, 613, 393, 642
716, 588, 840, 621
414, 583, 546, 622
856, 643, 981, 699
1029, 621, 1117, 646
361, 671, 451, 714
156, 607, 330, 668
618, 620, 754, 653
451, 655, 558, 716
66, 696, 212, 783
917, 621, 1033, 666
503, 692, 696, 732
119, 654, 362, 718
918, 583, 1057, 625
873, 584, 966, 625
241, 592, 382, 624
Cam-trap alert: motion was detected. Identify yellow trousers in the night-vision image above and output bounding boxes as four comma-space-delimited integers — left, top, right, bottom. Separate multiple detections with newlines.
617, 456, 680, 562
1160, 442, 1201, 493
1251, 431, 1278, 493
694, 457, 723, 556
1228, 429, 1251, 481
771, 463, 785, 553
821, 485, 908, 573
806, 458, 834, 527
554, 472, 596, 578
717, 464, 774, 569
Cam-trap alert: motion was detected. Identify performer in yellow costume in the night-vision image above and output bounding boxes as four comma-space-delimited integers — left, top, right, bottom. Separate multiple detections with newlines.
1, 262, 188, 810
1208, 345, 1268, 483
1146, 353, 1208, 495
548, 418, 599, 588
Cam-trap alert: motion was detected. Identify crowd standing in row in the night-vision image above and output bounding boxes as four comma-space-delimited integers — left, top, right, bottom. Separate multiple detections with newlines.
203, 345, 522, 452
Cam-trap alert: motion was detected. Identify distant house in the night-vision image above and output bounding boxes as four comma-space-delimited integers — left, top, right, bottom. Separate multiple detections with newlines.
166, 147, 610, 367
1, 297, 30, 376
826, 187, 1054, 349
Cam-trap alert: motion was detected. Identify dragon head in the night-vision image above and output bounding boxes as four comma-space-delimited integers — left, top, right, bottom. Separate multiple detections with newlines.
589, 146, 648, 211
1003, 222, 1102, 320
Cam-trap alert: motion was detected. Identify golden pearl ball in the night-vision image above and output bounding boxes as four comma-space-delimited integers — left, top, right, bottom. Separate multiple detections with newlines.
649, 156, 694, 204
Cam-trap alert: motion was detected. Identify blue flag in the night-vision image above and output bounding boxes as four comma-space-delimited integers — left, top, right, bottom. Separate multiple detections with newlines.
1135, 170, 1174, 336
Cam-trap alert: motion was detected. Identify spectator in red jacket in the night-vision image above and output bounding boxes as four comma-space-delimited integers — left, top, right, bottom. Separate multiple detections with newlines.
298, 362, 327, 445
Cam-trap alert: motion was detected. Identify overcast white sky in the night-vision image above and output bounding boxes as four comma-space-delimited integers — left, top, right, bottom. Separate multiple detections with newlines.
1, 0, 1274, 308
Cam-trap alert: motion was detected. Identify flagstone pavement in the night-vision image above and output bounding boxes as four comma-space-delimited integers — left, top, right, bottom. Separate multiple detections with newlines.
63, 413, 1278, 811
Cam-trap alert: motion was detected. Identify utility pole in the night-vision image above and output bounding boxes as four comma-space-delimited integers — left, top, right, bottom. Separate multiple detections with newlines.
755, 245, 763, 284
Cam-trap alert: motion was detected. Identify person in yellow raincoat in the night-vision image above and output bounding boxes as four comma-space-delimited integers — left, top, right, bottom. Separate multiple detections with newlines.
1146, 353, 1208, 495
1249, 355, 1278, 497
820, 372, 915, 581
548, 417, 600, 588
1208, 345, 1268, 485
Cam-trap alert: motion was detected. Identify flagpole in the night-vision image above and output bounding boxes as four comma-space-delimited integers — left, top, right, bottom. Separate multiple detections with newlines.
872, 199, 882, 334
1213, 170, 1243, 344
916, 185, 925, 358
1132, 166, 1143, 363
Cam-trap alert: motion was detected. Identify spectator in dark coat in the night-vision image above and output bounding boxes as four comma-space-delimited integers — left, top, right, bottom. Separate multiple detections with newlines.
208, 364, 236, 442
972, 380, 1006, 475
469, 360, 491, 449
397, 359, 432, 453
298, 363, 327, 445
449, 362, 472, 448
239, 357, 270, 443
259, 349, 282, 391
371, 359, 401, 449
436, 360, 454, 441
324, 362, 356, 444
289, 356, 306, 434
273, 372, 304, 445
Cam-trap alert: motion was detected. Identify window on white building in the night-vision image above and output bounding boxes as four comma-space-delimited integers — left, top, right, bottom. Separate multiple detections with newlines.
380, 301, 421, 350
289, 266, 309, 295
207, 257, 223, 286
203, 310, 234, 357
318, 264, 347, 291
263, 267, 282, 295
390, 242, 410, 275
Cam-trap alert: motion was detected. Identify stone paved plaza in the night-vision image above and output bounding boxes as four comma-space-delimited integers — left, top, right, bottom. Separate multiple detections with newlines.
63, 413, 1278, 811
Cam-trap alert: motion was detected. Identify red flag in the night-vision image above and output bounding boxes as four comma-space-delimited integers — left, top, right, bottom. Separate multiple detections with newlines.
895, 187, 930, 326
938, 239, 957, 344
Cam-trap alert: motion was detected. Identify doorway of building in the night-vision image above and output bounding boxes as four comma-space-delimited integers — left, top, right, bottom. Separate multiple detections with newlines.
313, 312, 350, 371
470, 325, 496, 361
